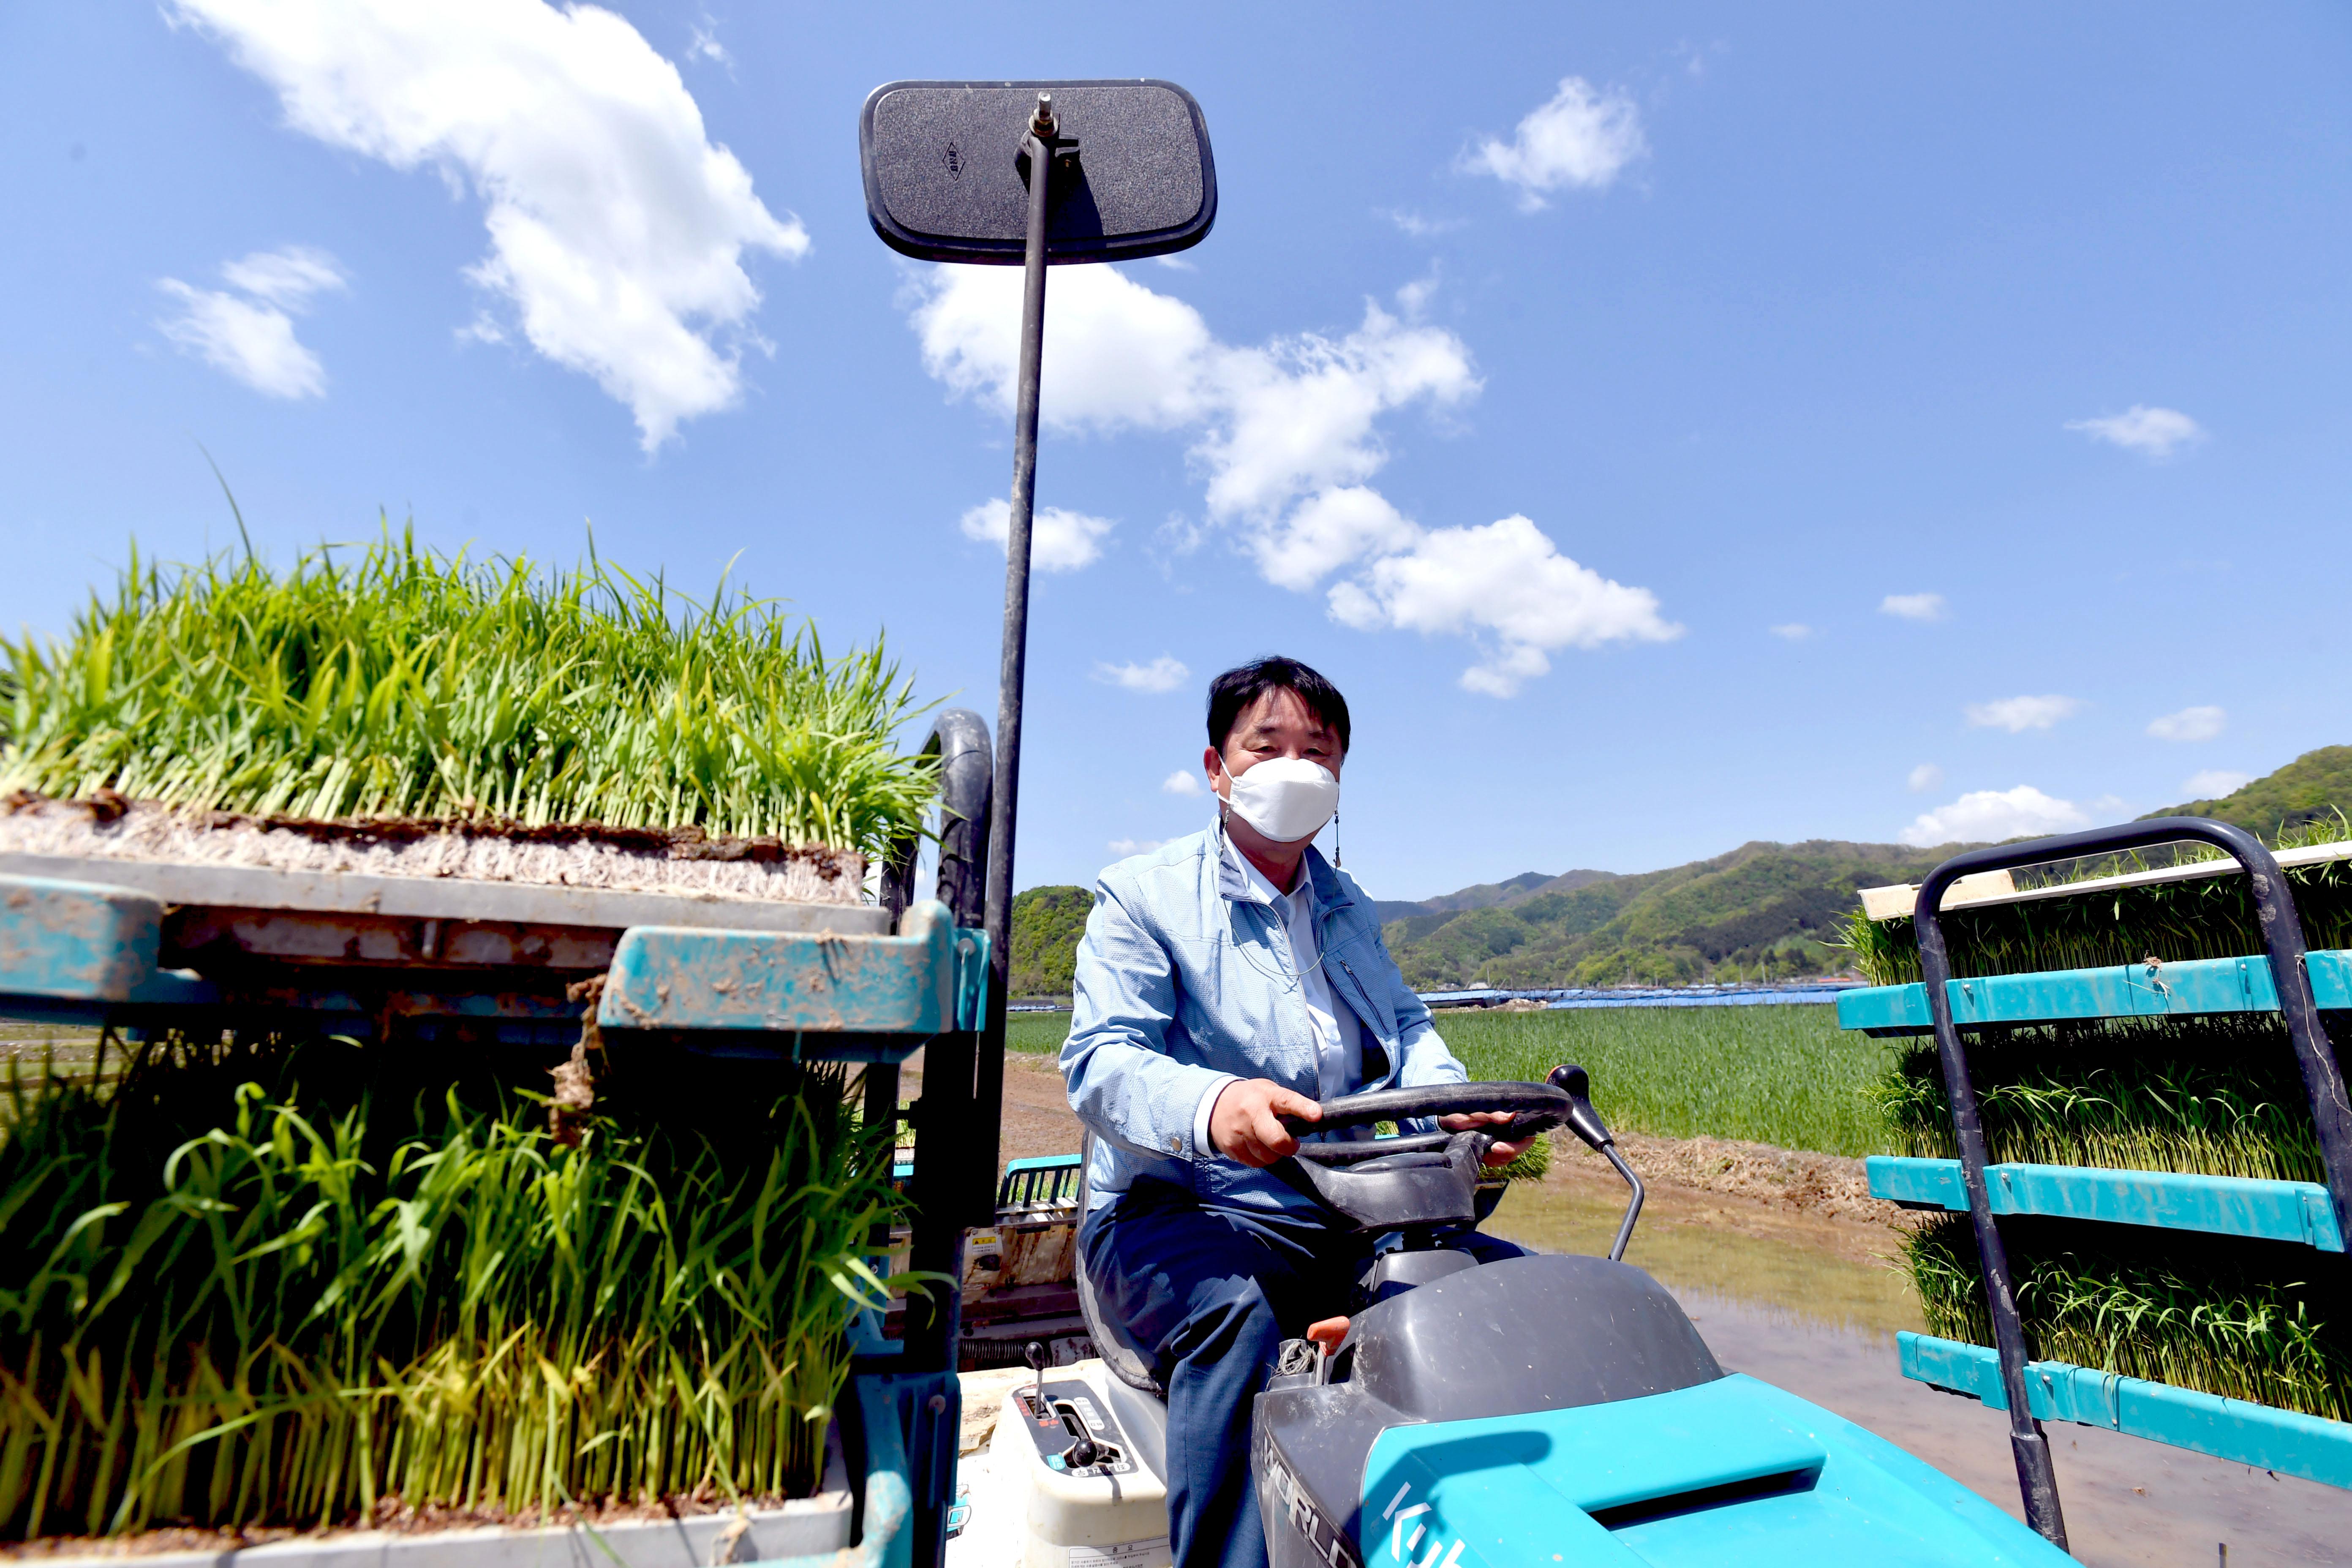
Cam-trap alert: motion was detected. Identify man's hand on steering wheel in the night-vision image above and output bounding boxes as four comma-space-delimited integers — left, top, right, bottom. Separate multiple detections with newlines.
1214, 1082, 1537, 1169
1441, 1109, 1536, 1168
1210, 1078, 1321, 1167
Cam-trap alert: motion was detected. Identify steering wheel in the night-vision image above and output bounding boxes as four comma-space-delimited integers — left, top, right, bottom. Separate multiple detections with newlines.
1265, 1077, 1573, 1233
1278, 1078, 1569, 1165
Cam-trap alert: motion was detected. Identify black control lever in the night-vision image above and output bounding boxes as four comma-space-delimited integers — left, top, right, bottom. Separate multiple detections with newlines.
1024, 1339, 1101, 1470
1547, 1063, 1645, 1262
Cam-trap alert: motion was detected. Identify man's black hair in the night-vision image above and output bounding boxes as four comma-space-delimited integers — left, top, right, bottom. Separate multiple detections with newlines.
1206, 656, 1351, 756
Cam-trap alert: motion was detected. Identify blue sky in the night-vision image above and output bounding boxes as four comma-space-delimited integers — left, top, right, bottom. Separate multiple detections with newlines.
4, 3, 2349, 900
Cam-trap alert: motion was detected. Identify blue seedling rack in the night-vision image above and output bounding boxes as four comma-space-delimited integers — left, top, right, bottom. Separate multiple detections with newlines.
0, 711, 1003, 1568
1838, 818, 2352, 1546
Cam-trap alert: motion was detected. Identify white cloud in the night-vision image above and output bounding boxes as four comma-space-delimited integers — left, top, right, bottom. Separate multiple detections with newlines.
958, 499, 1113, 573
2067, 405, 2204, 460
1250, 487, 1420, 592
2181, 769, 2254, 800
1463, 77, 1645, 210
174, 0, 807, 451
1908, 763, 1944, 793
1381, 209, 1464, 239
685, 22, 727, 64
1769, 623, 1811, 641
1094, 656, 1190, 694
1327, 514, 1682, 697
909, 266, 1477, 527
1902, 785, 2088, 848
218, 245, 346, 309
909, 264, 1672, 696
2147, 705, 2226, 742
1161, 770, 1205, 797
1880, 592, 1947, 622
1966, 694, 2085, 733
156, 245, 348, 398
1107, 838, 1165, 857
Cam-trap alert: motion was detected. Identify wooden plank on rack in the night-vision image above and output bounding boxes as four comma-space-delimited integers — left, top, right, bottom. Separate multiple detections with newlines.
1856, 838, 2352, 924
0, 852, 890, 936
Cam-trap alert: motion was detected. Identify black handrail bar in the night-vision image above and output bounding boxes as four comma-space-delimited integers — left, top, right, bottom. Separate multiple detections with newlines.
1911, 816, 2352, 1549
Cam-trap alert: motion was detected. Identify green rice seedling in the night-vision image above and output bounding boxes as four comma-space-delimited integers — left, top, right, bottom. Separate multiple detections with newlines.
0, 1033, 909, 1538
1870, 1015, 2327, 1182
1, 531, 934, 859
1440, 1005, 1897, 1157
1840, 822, 2352, 987
1904, 1215, 2350, 1422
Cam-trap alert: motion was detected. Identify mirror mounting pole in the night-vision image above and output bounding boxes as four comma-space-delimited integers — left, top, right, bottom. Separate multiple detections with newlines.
980, 92, 1058, 1141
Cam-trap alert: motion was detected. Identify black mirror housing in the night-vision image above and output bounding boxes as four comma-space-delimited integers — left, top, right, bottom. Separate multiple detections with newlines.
860, 79, 1216, 265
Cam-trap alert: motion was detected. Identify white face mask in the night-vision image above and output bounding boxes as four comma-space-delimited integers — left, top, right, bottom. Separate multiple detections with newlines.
1220, 756, 1340, 844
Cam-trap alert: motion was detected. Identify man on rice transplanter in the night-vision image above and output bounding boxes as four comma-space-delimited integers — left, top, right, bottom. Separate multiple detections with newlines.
1064, 656, 1534, 1568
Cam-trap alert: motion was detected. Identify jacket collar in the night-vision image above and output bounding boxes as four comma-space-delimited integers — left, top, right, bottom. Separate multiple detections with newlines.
1213, 821, 1353, 917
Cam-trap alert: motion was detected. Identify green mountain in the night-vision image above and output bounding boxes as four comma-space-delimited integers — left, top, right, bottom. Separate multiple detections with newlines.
1008, 885, 1089, 997
1379, 841, 1957, 989
1007, 746, 2352, 996
2145, 745, 2352, 839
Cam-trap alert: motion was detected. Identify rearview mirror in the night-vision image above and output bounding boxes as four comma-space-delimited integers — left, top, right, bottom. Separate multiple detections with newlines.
859, 79, 1216, 265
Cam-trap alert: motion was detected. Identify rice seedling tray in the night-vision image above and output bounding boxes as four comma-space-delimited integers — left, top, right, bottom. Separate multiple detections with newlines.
0, 859, 985, 1059
1867, 1157, 2344, 1250
1841, 818, 2352, 1537
20, 1418, 866, 1568
1895, 1333, 2352, 1490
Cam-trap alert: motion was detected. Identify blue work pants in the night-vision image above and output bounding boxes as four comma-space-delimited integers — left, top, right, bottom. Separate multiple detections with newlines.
1079, 1182, 1524, 1568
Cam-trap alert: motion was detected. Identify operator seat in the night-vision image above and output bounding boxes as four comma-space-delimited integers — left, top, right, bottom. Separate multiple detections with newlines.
1073, 1132, 1167, 1397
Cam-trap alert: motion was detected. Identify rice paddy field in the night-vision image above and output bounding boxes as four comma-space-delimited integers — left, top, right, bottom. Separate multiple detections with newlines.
1013, 1004, 1896, 1159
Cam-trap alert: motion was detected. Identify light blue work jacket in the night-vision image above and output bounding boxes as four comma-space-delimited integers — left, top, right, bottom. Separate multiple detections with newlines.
1062, 824, 1467, 1219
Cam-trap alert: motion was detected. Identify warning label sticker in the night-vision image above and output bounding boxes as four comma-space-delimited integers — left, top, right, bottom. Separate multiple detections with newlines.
1069, 1539, 1171, 1568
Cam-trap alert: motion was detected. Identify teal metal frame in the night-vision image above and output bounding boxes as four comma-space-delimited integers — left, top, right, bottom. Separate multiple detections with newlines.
1867, 1156, 2344, 1251
997, 1152, 1082, 1209
1838, 950, 2352, 1034
1842, 818, 2352, 1528
1897, 1334, 2352, 1491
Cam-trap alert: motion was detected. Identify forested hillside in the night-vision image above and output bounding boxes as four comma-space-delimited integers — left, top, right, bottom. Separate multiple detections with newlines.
1380, 841, 1953, 988
1007, 747, 2352, 995
2146, 746, 2352, 838
1008, 885, 1089, 997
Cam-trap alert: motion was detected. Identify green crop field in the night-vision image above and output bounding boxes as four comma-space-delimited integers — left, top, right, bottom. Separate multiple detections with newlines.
1437, 1005, 1895, 1157
1008, 1011, 1070, 1055
1004, 1003, 1893, 1157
